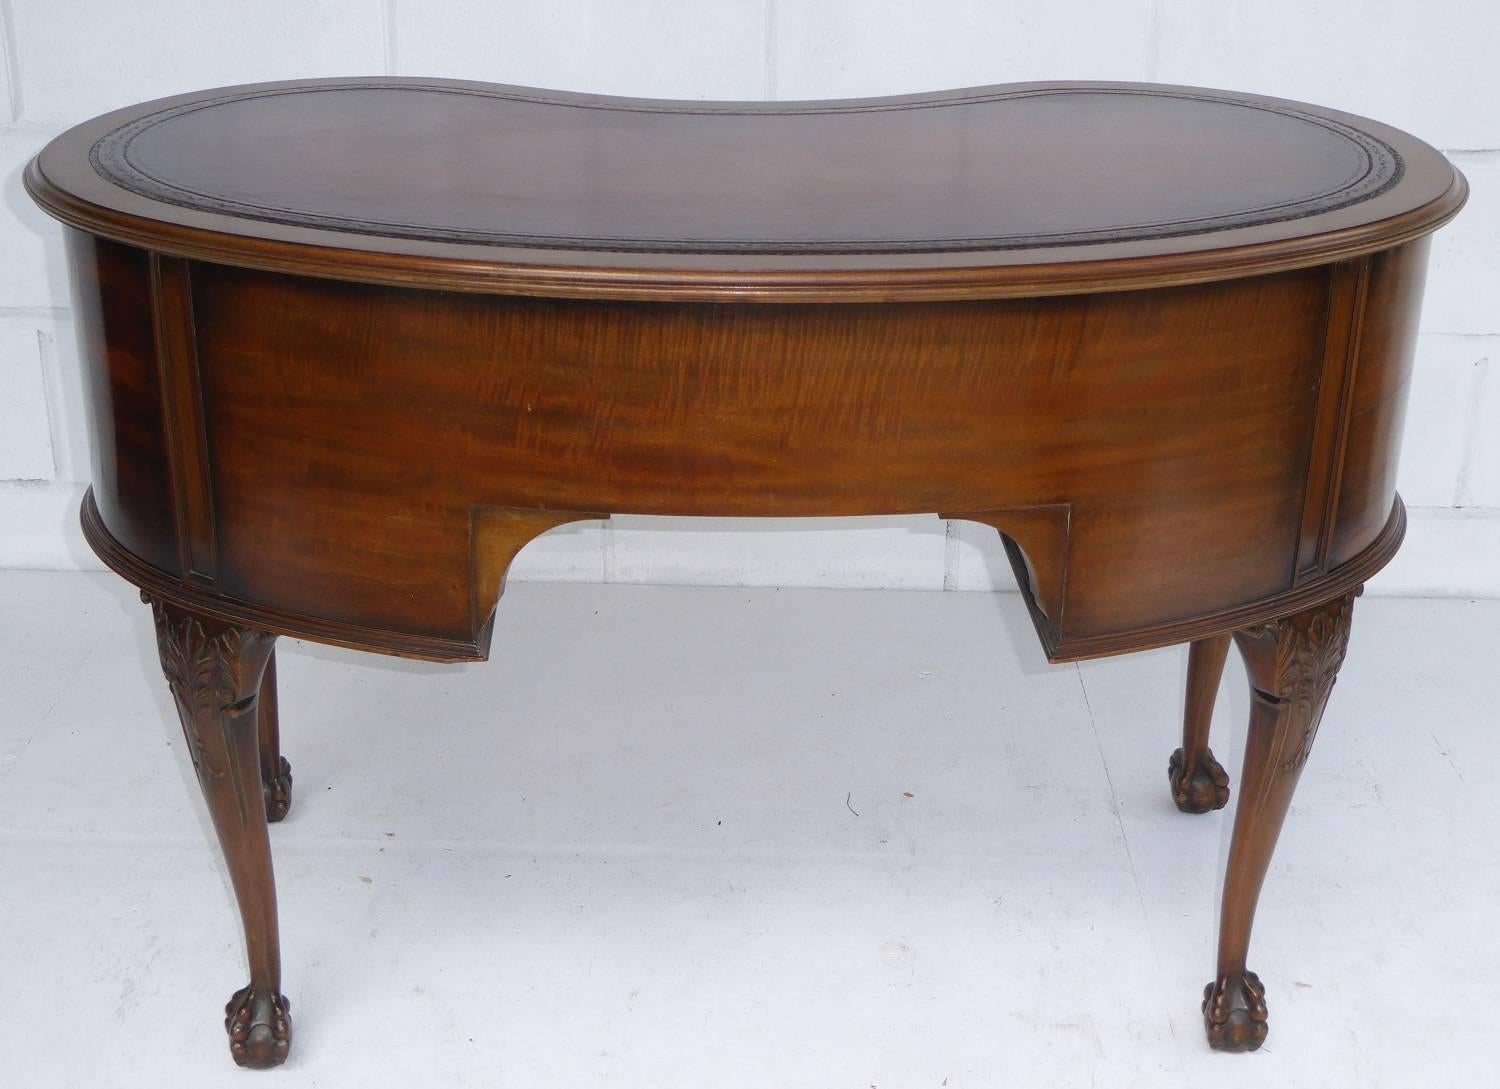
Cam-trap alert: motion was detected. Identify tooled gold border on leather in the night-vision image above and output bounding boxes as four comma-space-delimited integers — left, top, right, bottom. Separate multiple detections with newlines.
88, 83, 1405, 257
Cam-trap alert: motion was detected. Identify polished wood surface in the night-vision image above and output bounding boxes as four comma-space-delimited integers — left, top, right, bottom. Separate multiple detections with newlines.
1169, 634, 1232, 814
1211, 593, 1356, 1050
29, 78, 1463, 300
28, 78, 1464, 1067
144, 593, 288, 1066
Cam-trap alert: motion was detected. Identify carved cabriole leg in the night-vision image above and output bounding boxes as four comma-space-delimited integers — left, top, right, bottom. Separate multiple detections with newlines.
257, 650, 293, 822
1169, 634, 1232, 813
1203, 591, 1355, 1051
145, 593, 292, 1068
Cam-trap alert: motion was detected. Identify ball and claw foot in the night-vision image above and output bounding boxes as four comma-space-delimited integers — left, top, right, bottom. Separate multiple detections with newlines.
1203, 971, 1269, 1051
263, 756, 293, 823
226, 985, 292, 1068
1168, 746, 1230, 813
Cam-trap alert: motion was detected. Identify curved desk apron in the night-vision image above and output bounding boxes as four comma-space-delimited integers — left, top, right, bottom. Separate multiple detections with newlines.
27, 78, 1465, 1066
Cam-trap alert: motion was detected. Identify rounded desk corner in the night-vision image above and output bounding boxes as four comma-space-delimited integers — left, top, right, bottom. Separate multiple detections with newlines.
81, 490, 492, 663
1043, 497, 1406, 663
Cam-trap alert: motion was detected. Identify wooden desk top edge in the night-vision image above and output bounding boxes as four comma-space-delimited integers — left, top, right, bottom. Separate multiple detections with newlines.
26, 76, 1467, 303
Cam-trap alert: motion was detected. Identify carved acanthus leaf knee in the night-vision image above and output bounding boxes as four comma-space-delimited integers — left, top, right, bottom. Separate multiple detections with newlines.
144, 592, 277, 781
1234, 592, 1354, 773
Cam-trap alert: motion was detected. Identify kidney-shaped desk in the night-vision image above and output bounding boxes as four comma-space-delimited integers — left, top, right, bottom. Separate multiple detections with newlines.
26, 78, 1464, 1067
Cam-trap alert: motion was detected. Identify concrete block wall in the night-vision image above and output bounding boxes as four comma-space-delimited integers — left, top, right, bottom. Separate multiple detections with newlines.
2, 1, 1495, 595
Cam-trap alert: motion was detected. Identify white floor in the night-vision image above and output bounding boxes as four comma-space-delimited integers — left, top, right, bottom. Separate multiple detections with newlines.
1, 572, 1496, 1087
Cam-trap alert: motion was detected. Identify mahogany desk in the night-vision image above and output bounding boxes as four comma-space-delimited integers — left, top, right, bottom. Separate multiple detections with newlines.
27, 78, 1465, 1067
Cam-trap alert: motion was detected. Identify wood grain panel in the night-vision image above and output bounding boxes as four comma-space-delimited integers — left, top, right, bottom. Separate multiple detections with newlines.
188, 263, 1328, 648
150, 254, 218, 582
1329, 239, 1429, 567
67, 231, 178, 574
1294, 257, 1370, 580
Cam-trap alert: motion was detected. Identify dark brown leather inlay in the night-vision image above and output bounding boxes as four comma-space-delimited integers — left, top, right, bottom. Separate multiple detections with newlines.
90, 83, 1403, 255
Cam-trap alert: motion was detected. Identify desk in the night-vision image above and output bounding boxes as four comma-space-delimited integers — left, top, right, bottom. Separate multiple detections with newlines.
27, 78, 1465, 1067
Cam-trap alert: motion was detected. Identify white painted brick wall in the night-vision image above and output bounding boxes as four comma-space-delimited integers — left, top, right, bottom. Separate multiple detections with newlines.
769, 1, 1155, 98
1154, 1, 1500, 150
7, 1, 385, 125
0, 2, 1494, 598
392, 1, 769, 99
1399, 335, 1490, 508
0, 128, 70, 310
1467, 350, 1500, 508
1425, 153, 1500, 335
0, 318, 53, 480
